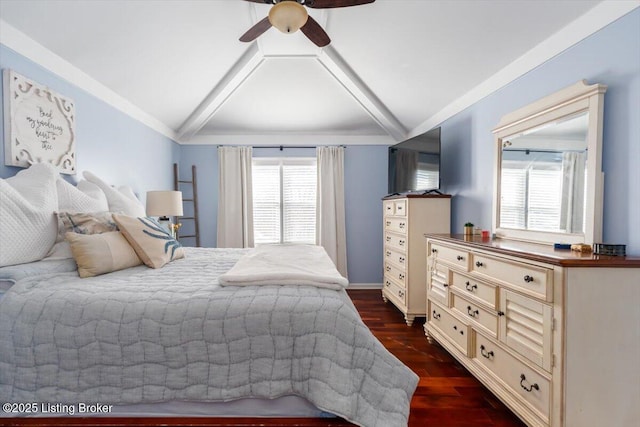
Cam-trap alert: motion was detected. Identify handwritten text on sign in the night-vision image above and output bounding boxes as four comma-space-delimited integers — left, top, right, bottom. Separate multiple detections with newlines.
3, 69, 76, 174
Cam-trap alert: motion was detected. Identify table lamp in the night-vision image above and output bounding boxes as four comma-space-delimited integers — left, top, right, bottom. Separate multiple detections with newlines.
146, 190, 183, 238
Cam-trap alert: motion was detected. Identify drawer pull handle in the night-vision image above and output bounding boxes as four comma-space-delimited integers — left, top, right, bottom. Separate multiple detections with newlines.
443, 283, 449, 288
386, 251, 391, 256
385, 281, 391, 287
399, 240, 405, 246
475, 261, 484, 267
453, 325, 457, 330
385, 266, 391, 272
523, 275, 534, 283
480, 345, 494, 359
497, 311, 505, 316
386, 236, 391, 242
398, 290, 405, 298
432, 310, 441, 320
386, 221, 391, 226
399, 223, 405, 229
457, 255, 464, 261
520, 374, 539, 393
467, 306, 479, 318
431, 248, 437, 253
399, 257, 405, 263
465, 281, 477, 292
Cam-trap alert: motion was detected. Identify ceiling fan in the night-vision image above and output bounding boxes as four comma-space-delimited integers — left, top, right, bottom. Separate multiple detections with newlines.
239, 0, 376, 47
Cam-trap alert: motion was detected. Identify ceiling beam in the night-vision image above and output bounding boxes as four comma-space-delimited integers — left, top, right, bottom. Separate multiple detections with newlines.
177, 43, 265, 141
317, 45, 407, 142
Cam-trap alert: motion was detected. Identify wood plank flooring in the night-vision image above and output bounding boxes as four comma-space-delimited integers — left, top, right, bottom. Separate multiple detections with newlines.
4, 290, 525, 427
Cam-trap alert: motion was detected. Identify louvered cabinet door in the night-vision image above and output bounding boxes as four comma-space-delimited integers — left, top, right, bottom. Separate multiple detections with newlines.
499, 289, 553, 372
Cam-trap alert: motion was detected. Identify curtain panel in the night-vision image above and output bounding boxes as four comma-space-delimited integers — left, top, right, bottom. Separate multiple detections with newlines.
217, 146, 254, 248
316, 146, 348, 278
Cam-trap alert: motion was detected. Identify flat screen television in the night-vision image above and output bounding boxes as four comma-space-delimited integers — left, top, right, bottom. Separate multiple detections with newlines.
388, 127, 441, 195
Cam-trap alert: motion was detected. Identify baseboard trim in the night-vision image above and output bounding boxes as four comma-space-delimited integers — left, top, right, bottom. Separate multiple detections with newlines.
347, 283, 382, 290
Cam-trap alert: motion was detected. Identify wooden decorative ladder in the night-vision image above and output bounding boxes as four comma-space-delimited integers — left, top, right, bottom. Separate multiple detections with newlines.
173, 163, 201, 247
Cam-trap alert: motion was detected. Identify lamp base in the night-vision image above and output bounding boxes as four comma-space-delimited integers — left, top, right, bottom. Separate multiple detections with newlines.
156, 217, 176, 238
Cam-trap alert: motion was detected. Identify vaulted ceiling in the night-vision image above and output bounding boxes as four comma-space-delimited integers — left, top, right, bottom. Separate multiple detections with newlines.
0, 0, 635, 145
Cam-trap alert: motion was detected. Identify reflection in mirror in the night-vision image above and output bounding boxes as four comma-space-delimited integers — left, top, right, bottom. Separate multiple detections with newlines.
499, 112, 588, 234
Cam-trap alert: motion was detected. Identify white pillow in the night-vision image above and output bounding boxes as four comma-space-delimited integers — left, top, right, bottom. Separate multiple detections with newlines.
57, 178, 109, 212
83, 171, 145, 217
0, 163, 59, 267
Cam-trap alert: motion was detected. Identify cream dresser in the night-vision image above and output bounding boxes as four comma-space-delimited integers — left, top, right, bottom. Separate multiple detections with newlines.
382, 195, 450, 326
425, 234, 640, 427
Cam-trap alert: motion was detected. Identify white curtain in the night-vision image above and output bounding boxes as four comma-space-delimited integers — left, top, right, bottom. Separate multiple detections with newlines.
316, 146, 348, 278
560, 151, 586, 233
217, 146, 254, 248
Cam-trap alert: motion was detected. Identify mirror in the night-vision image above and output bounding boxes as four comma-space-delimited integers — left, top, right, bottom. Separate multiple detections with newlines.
492, 81, 607, 245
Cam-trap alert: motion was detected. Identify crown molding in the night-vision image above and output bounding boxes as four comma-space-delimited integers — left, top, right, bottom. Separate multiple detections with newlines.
0, 19, 178, 142
409, 1, 640, 138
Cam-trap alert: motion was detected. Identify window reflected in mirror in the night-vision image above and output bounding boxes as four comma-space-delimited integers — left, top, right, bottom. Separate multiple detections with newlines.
499, 112, 588, 234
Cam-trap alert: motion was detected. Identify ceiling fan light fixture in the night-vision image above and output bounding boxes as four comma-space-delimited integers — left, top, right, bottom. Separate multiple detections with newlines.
268, 1, 308, 34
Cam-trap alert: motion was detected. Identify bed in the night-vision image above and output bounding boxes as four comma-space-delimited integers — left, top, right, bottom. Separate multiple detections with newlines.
0, 165, 418, 427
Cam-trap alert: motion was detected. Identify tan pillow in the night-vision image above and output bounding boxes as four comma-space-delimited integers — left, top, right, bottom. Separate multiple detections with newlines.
66, 231, 142, 278
56, 211, 118, 242
113, 214, 185, 269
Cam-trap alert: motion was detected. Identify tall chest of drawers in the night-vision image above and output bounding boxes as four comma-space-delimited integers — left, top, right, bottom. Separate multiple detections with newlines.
382, 195, 450, 326
425, 234, 640, 427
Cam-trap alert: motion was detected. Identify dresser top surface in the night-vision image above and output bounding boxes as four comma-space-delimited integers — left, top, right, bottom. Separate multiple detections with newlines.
425, 234, 640, 267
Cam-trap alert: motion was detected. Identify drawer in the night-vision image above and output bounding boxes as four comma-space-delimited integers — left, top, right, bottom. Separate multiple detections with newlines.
384, 232, 407, 252
451, 272, 498, 309
427, 262, 450, 306
384, 262, 406, 287
452, 292, 498, 338
474, 332, 551, 423
471, 253, 552, 301
384, 200, 395, 216
384, 246, 407, 270
393, 199, 406, 216
384, 275, 406, 306
428, 300, 471, 356
500, 289, 553, 372
383, 199, 407, 217
429, 242, 469, 270
385, 217, 407, 234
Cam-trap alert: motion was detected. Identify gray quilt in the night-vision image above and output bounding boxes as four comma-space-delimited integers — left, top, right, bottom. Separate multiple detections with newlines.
0, 248, 418, 427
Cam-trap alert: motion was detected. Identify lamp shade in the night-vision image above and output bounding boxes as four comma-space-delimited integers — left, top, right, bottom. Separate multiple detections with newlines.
146, 191, 183, 217
268, 1, 308, 34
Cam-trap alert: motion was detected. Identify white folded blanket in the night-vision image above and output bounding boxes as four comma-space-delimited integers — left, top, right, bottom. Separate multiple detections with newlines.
219, 244, 349, 290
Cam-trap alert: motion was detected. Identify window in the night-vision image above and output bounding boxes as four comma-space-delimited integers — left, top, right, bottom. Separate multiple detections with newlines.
500, 159, 563, 231
252, 158, 317, 245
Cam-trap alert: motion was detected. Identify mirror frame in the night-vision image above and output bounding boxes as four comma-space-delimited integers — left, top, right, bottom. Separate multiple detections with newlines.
492, 80, 607, 245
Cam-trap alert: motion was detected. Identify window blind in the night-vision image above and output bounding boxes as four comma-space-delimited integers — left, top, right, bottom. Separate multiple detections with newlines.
252, 158, 317, 245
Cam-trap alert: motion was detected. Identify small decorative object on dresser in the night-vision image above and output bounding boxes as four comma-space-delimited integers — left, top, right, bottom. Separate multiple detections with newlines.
382, 194, 451, 326
464, 222, 474, 235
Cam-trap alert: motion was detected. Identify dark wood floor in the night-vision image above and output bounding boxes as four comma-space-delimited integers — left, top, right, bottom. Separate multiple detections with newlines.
349, 290, 526, 427
5, 290, 525, 427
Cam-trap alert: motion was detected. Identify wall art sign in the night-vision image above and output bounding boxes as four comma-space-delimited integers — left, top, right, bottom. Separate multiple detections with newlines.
3, 69, 76, 174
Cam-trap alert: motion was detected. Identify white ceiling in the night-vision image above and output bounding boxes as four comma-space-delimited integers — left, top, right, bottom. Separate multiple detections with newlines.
0, 0, 636, 145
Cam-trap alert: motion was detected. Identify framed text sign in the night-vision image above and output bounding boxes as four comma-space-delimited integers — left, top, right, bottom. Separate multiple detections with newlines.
3, 69, 76, 174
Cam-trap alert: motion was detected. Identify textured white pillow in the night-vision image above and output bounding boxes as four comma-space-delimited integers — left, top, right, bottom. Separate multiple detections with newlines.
57, 178, 109, 212
0, 163, 59, 267
83, 171, 145, 217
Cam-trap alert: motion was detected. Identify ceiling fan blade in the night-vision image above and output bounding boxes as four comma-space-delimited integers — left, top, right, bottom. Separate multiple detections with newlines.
300, 16, 331, 47
305, 0, 375, 9
242, 0, 274, 4
239, 16, 272, 42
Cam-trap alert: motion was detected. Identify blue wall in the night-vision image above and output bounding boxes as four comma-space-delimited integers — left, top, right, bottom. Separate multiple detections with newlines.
0, 45, 179, 198
440, 9, 640, 255
179, 145, 388, 283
